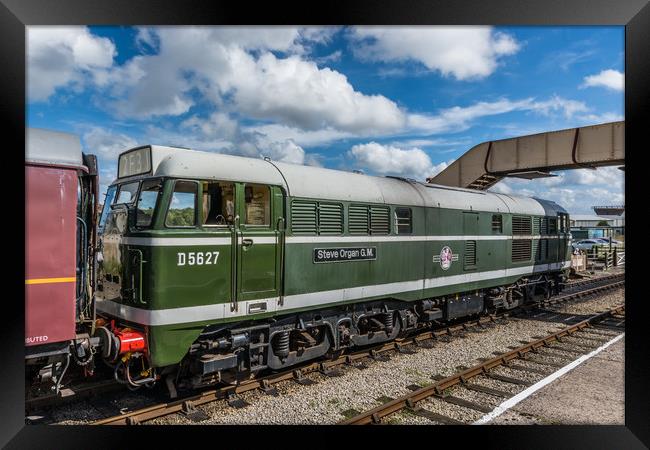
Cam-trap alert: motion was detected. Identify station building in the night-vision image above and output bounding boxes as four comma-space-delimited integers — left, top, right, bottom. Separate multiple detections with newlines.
570, 206, 624, 240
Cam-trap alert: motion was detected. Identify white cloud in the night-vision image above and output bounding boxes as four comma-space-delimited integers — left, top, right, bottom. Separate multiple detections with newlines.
139, 113, 310, 166
264, 140, 306, 164
29, 27, 604, 149
350, 27, 520, 80
578, 112, 623, 123
244, 124, 354, 147
94, 28, 406, 134
388, 138, 471, 148
224, 52, 406, 133
539, 49, 596, 72
562, 166, 624, 188
250, 95, 596, 148
181, 112, 239, 141
81, 126, 138, 158
314, 50, 343, 65
406, 95, 588, 135
27, 26, 116, 101
531, 95, 589, 119
581, 69, 624, 91
348, 142, 448, 181
488, 166, 624, 215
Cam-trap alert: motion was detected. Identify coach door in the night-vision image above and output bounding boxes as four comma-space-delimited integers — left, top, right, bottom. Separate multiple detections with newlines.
234, 183, 283, 313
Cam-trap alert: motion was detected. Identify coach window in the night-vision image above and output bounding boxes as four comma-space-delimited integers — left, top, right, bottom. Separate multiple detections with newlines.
492, 214, 503, 234
165, 180, 198, 228
394, 207, 412, 234
201, 181, 235, 226
135, 179, 162, 228
549, 217, 558, 234
243, 184, 270, 226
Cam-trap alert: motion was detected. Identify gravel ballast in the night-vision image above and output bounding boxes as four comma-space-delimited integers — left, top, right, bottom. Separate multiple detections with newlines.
47, 285, 624, 425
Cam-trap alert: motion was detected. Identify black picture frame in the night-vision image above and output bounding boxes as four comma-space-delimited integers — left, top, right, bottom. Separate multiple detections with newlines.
4, 0, 647, 447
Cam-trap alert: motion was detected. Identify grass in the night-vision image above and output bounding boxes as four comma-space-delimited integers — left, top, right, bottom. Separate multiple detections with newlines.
340, 409, 360, 420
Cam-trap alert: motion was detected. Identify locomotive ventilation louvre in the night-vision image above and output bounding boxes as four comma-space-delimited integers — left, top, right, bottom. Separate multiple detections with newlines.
512, 239, 532, 262
464, 240, 477, 268
318, 203, 343, 235
291, 200, 317, 234
349, 204, 369, 235
533, 239, 543, 262
291, 200, 344, 235
532, 216, 541, 235
369, 206, 390, 235
512, 215, 532, 235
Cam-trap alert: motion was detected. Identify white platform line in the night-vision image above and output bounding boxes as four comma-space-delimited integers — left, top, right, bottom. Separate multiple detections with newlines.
473, 331, 625, 425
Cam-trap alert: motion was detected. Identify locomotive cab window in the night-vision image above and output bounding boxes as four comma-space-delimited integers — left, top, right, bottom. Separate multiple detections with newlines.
135, 179, 162, 228
244, 184, 270, 226
165, 180, 198, 228
98, 185, 117, 231
201, 181, 235, 226
115, 181, 139, 205
394, 207, 412, 234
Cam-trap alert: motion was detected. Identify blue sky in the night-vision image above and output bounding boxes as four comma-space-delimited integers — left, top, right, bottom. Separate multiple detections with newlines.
26, 26, 624, 214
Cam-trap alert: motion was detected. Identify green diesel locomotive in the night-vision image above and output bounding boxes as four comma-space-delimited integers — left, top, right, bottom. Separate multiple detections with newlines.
95, 145, 572, 395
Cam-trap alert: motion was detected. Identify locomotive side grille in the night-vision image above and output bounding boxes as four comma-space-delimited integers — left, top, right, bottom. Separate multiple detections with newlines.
318, 203, 343, 235
512, 239, 532, 262
532, 217, 541, 235
349, 204, 369, 235
512, 215, 532, 235
533, 239, 542, 261
464, 240, 477, 268
291, 200, 317, 234
369, 206, 390, 235
540, 217, 549, 235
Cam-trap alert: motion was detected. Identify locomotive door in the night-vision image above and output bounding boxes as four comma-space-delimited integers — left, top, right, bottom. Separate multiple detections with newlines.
234, 183, 283, 312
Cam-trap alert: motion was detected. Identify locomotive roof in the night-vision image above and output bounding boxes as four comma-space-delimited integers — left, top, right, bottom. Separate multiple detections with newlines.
26, 128, 84, 168
133, 145, 566, 216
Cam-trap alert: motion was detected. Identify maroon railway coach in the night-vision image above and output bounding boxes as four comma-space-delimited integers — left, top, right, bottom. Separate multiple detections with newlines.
25, 128, 99, 395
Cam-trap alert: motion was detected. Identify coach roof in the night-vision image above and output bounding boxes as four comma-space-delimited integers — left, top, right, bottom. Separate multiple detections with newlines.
141, 145, 560, 215
26, 128, 84, 168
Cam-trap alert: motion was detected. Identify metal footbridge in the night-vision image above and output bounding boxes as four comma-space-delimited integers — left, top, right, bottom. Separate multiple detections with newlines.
428, 121, 624, 190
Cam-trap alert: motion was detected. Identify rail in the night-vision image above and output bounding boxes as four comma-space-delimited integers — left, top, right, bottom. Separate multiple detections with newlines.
87, 274, 624, 426
339, 304, 625, 425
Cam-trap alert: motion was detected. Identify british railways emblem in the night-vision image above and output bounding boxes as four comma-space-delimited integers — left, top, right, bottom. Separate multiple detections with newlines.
433, 246, 459, 270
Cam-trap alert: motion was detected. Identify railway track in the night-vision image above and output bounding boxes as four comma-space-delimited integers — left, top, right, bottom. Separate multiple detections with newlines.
83, 272, 624, 426
562, 272, 624, 291
339, 304, 625, 425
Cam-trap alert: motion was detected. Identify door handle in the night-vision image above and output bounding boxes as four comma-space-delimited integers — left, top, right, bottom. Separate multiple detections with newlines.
242, 238, 254, 248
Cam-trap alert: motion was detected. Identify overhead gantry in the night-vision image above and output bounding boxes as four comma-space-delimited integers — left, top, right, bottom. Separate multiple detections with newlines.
427, 121, 624, 190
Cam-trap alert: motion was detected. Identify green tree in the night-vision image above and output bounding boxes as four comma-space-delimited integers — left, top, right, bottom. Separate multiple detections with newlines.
166, 207, 195, 226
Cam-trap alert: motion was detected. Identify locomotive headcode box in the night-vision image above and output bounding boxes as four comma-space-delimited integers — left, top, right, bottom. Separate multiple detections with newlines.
314, 247, 377, 263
